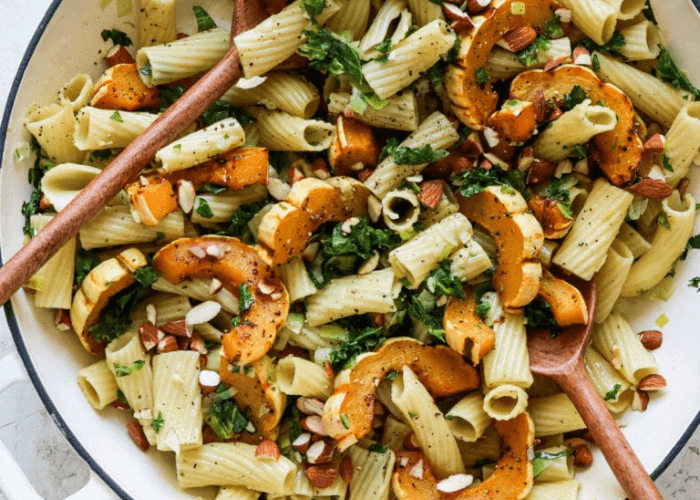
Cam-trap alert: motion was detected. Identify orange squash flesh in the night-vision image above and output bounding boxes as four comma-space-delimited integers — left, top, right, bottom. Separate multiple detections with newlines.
91, 63, 160, 111
445, 0, 559, 130
126, 177, 177, 226
218, 357, 286, 442
485, 102, 538, 143
328, 115, 382, 176
152, 236, 289, 364
527, 193, 573, 239
538, 269, 588, 326
510, 65, 643, 186
393, 412, 534, 500
322, 339, 480, 450
444, 284, 496, 365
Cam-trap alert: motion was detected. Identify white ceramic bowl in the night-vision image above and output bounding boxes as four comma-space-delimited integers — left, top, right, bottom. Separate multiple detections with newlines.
1, 0, 700, 498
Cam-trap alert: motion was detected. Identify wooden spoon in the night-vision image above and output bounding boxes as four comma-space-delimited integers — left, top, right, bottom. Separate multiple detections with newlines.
527, 276, 663, 500
0, 0, 268, 305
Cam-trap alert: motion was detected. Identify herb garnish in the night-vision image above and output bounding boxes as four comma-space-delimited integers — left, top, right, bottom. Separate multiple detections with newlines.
604, 383, 623, 401
578, 31, 626, 58
218, 197, 271, 239
152, 411, 164, 433
205, 386, 254, 440
544, 17, 563, 38
368, 443, 388, 453
656, 48, 700, 99
474, 67, 490, 88
101, 29, 133, 47
113, 360, 145, 377
524, 297, 561, 338
532, 450, 571, 478
379, 137, 449, 165
425, 259, 465, 299
328, 323, 385, 371
560, 85, 588, 111
451, 166, 527, 199
196, 198, 214, 219
200, 100, 254, 127
516, 36, 552, 67
193, 5, 217, 32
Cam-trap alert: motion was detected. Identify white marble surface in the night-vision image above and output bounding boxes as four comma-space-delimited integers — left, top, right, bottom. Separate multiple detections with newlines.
0, 0, 699, 499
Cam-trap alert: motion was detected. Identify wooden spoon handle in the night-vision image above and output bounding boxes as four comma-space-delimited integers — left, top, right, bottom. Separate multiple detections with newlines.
0, 47, 243, 306
556, 365, 663, 500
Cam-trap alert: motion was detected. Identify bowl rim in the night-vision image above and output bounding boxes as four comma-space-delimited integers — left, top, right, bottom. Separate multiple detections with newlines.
1, 0, 700, 498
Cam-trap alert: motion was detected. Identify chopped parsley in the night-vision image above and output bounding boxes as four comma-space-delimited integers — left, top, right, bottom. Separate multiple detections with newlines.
116, 389, 128, 405
658, 212, 671, 231
195, 198, 214, 219
516, 35, 551, 67
578, 31, 626, 58
451, 166, 527, 199
139, 63, 152, 77
193, 5, 217, 32
544, 17, 563, 39
474, 67, 490, 88
642, 0, 657, 24
298, 28, 387, 111
113, 360, 145, 377
567, 144, 588, 161
560, 85, 589, 111
300, 0, 328, 20
199, 184, 227, 195
426, 63, 444, 87
379, 138, 449, 165
445, 35, 461, 63
524, 297, 561, 338
592, 54, 601, 72
374, 39, 393, 64
21, 139, 48, 237
681, 234, 700, 260
100, 28, 133, 47
400, 287, 447, 343
152, 411, 164, 434
689, 277, 700, 291
110, 111, 123, 122
532, 450, 571, 478
662, 154, 674, 172
158, 85, 185, 112
474, 280, 494, 319
656, 48, 700, 99
88, 266, 161, 343
546, 177, 570, 203
604, 383, 623, 401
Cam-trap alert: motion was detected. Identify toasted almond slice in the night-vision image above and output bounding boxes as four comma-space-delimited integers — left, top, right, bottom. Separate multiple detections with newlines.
637, 374, 667, 391
437, 473, 474, 492
255, 439, 281, 460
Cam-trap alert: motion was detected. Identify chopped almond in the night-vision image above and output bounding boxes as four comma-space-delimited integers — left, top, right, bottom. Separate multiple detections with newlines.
127, 421, 149, 451
419, 180, 444, 209
255, 439, 281, 460
305, 463, 338, 489
105, 45, 135, 66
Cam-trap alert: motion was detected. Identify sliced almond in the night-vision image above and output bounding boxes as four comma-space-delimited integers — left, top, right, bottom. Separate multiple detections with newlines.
466, 0, 491, 14
255, 439, 281, 460
419, 180, 444, 209
139, 322, 160, 351
306, 440, 335, 464
199, 369, 220, 395
408, 459, 424, 479
54, 309, 72, 332
189, 332, 207, 355
177, 180, 196, 214
292, 432, 312, 453
126, 421, 149, 451
637, 374, 667, 391
268, 177, 291, 201
297, 397, 325, 416
554, 7, 572, 23
146, 304, 157, 325
288, 166, 305, 185
305, 463, 338, 489
186, 301, 222, 326
209, 277, 223, 295
572, 46, 592, 66
300, 415, 328, 436
631, 388, 649, 411
403, 432, 421, 451
339, 456, 353, 483
460, 131, 484, 156
257, 278, 277, 295
517, 147, 535, 172
437, 473, 474, 493
543, 55, 569, 72
205, 244, 226, 259
188, 246, 206, 259
638, 330, 663, 351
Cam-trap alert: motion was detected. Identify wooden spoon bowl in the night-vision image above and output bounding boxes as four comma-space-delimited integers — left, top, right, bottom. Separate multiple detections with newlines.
528, 274, 663, 500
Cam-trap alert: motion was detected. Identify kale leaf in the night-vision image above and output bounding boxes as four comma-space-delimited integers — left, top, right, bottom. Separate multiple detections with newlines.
532, 450, 571, 478
321, 217, 401, 261
101, 28, 133, 47
474, 67, 490, 88
113, 360, 145, 377
656, 48, 700, 99
74, 249, 101, 287
560, 85, 588, 111
604, 383, 622, 401
451, 166, 527, 199
425, 260, 465, 299
206, 397, 252, 440
516, 36, 551, 67
201, 100, 255, 127
524, 297, 561, 338
578, 31, 626, 58
328, 324, 385, 371
379, 137, 449, 165
218, 197, 271, 239
193, 5, 217, 32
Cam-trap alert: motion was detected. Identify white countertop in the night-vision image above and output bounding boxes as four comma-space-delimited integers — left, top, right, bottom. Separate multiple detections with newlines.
0, 1, 699, 499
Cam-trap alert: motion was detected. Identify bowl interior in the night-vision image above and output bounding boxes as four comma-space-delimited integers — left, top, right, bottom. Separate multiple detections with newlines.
2, 1, 700, 499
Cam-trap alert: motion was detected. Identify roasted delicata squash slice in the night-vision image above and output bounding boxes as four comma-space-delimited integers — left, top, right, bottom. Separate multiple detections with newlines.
91, 63, 160, 111
257, 177, 370, 264
538, 269, 588, 327
152, 236, 289, 364
510, 65, 643, 187
527, 193, 574, 239
127, 148, 269, 225
328, 115, 381, 176
70, 248, 147, 354
322, 338, 480, 451
445, 0, 559, 130
444, 284, 496, 365
393, 412, 534, 500
218, 356, 286, 442
459, 186, 543, 311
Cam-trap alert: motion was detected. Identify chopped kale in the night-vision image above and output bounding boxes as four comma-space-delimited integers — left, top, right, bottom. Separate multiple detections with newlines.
238, 283, 254, 313
656, 48, 700, 99
426, 63, 445, 87
152, 411, 164, 433
544, 17, 563, 38
516, 36, 551, 67
592, 54, 601, 72
21, 139, 50, 236
604, 383, 622, 401
74, 249, 101, 287
379, 137, 449, 165
578, 31, 626, 58
206, 397, 252, 440
445, 35, 461, 63
158, 85, 185, 111
546, 177, 571, 202
567, 144, 588, 161
321, 217, 402, 261
560, 85, 588, 111
662, 154, 674, 172
425, 260, 465, 299
201, 100, 255, 127
532, 450, 571, 478
368, 443, 388, 453
193, 5, 217, 32
196, 198, 214, 219
88, 266, 161, 343
101, 28, 133, 47
689, 277, 700, 291
199, 184, 227, 195
451, 166, 527, 199
300, 0, 328, 20
218, 197, 271, 239
681, 234, 700, 260
328, 324, 385, 371
642, 0, 657, 24
658, 212, 671, 231
113, 360, 145, 377
524, 297, 561, 338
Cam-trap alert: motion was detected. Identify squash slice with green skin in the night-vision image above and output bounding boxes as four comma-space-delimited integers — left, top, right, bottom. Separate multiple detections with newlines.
392, 412, 534, 500
510, 65, 643, 186
152, 236, 289, 364
459, 186, 543, 312
322, 338, 480, 451
445, 0, 559, 130
70, 248, 147, 354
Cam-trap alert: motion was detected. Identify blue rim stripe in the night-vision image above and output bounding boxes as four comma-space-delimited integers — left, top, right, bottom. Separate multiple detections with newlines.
1, 0, 700, 498
0, 0, 131, 498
